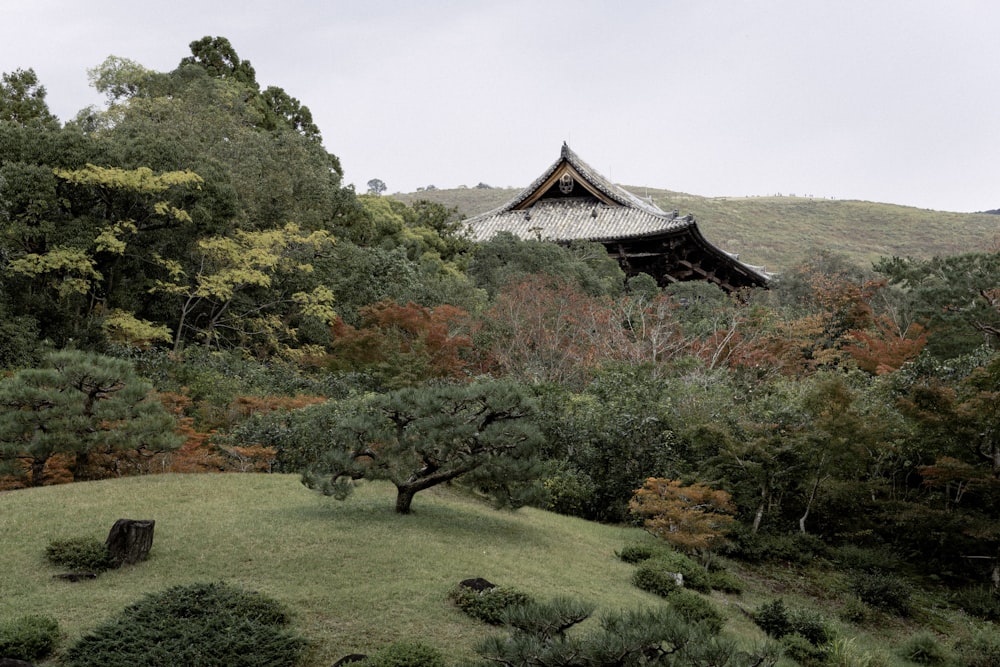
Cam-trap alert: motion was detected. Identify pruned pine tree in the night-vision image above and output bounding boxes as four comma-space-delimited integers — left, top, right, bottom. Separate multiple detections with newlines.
302, 380, 544, 513
0, 350, 182, 485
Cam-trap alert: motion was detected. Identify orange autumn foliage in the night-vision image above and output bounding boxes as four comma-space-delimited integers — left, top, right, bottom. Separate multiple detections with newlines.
846, 316, 928, 374
629, 478, 736, 554
328, 300, 473, 384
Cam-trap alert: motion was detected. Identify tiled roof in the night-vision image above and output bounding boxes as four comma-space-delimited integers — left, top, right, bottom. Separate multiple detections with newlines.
466, 143, 687, 242
465, 197, 694, 242
464, 143, 771, 285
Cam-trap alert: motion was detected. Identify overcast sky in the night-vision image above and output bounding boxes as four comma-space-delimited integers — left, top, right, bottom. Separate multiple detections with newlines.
4, 1, 999, 212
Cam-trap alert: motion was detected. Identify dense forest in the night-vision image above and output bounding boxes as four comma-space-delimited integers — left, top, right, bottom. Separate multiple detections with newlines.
3, 35, 1000, 612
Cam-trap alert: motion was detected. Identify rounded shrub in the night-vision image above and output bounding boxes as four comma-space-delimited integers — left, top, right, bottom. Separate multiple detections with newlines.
753, 598, 791, 639
45, 535, 114, 572
61, 581, 308, 667
850, 570, 911, 616
708, 570, 744, 594
363, 641, 445, 667
641, 552, 712, 593
838, 596, 872, 625
448, 584, 534, 625
616, 542, 664, 564
632, 560, 682, 598
0, 614, 60, 661
668, 590, 724, 635
788, 608, 833, 646
781, 633, 828, 667
897, 631, 951, 666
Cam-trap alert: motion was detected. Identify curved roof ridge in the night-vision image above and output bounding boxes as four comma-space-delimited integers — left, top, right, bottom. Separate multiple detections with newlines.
558, 143, 667, 217
477, 143, 671, 218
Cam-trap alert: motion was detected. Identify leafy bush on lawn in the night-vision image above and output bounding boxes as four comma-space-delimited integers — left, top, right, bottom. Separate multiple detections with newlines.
362, 641, 446, 667
0, 614, 60, 662
61, 581, 308, 667
631, 559, 682, 598
616, 542, 666, 564
448, 584, 534, 625
45, 535, 114, 572
668, 590, 725, 635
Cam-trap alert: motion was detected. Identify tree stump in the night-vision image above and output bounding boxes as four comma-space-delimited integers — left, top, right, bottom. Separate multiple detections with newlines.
105, 518, 155, 567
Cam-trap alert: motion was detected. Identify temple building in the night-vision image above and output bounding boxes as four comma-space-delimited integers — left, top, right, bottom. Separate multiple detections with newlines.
464, 143, 770, 293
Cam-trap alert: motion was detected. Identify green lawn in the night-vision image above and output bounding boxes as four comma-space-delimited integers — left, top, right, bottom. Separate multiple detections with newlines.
1, 473, 664, 665
3, 473, 983, 667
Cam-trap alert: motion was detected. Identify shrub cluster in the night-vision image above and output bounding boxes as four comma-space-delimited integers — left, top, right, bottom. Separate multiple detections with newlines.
362, 641, 446, 667
448, 584, 534, 625
61, 581, 308, 667
631, 560, 682, 597
668, 590, 725, 634
0, 614, 60, 662
616, 542, 665, 564
951, 585, 1000, 622
722, 530, 829, 565
957, 625, 1000, 667
752, 598, 832, 646
850, 570, 911, 616
897, 631, 951, 665
45, 536, 114, 572
631, 551, 712, 593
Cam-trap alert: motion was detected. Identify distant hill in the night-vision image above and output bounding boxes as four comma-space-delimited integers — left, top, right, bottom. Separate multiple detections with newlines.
393, 187, 1000, 273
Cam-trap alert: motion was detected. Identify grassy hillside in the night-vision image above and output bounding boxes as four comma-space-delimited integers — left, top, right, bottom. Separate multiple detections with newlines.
1, 474, 985, 667
393, 187, 1000, 274
1, 474, 659, 666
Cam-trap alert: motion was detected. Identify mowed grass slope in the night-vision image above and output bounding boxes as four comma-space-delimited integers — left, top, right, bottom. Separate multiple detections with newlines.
0, 473, 661, 665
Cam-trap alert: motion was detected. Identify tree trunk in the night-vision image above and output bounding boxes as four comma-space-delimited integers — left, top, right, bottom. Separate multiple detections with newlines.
395, 487, 416, 514
106, 518, 155, 566
751, 483, 769, 534
799, 474, 824, 535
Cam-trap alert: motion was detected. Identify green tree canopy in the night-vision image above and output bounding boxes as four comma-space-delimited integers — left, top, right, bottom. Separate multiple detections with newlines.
0, 350, 181, 485
302, 380, 544, 513
0, 68, 59, 127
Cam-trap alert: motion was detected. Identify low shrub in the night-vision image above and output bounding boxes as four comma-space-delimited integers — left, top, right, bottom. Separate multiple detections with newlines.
654, 552, 712, 593
952, 585, 1000, 622
753, 598, 790, 638
448, 584, 534, 625
838, 596, 872, 625
850, 570, 911, 616
616, 542, 665, 564
668, 590, 724, 635
61, 581, 308, 667
830, 544, 901, 573
632, 560, 682, 598
45, 536, 114, 572
897, 632, 951, 666
0, 614, 60, 661
363, 641, 446, 667
708, 570, 744, 594
752, 598, 831, 646
781, 633, 828, 667
958, 624, 1000, 667
787, 608, 833, 646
